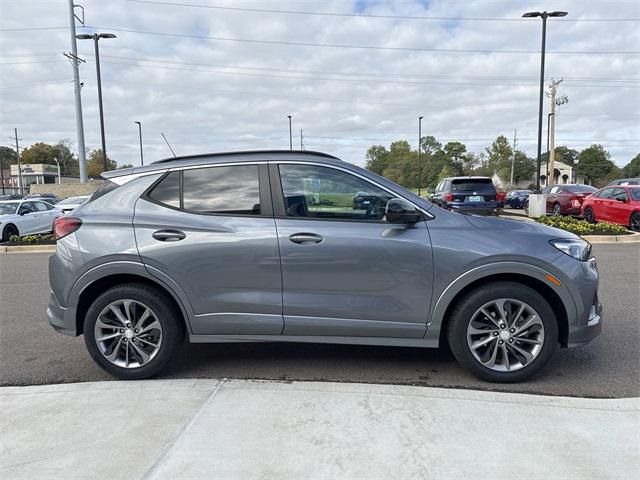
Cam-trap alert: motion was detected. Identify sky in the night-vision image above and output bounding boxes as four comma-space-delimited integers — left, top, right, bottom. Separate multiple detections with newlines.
0, 0, 639, 169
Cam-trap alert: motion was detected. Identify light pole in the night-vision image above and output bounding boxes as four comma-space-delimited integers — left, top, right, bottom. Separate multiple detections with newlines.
287, 115, 292, 151
522, 10, 567, 192
76, 32, 117, 173
418, 116, 423, 197
54, 158, 61, 184
134, 121, 144, 166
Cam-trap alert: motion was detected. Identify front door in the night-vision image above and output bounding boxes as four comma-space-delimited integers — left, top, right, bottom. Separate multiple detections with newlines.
134, 163, 283, 336
272, 163, 433, 338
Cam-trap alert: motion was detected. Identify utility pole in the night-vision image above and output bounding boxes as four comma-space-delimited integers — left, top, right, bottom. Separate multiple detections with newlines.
67, 0, 88, 183
287, 116, 292, 151
547, 78, 567, 186
14, 128, 23, 195
300, 129, 304, 150
0, 149, 5, 195
418, 116, 423, 196
510, 129, 518, 186
134, 121, 144, 165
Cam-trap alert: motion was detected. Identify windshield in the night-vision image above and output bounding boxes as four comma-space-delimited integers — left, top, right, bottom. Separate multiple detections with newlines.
451, 179, 495, 192
57, 196, 87, 205
567, 185, 597, 193
0, 202, 19, 215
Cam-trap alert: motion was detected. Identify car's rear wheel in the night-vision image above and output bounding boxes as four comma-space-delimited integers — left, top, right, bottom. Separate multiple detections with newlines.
552, 202, 561, 216
83, 284, 183, 380
630, 212, 640, 232
1, 223, 18, 243
447, 282, 558, 383
584, 207, 595, 223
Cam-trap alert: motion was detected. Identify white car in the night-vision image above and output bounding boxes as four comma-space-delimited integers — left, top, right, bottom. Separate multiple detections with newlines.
55, 195, 90, 214
0, 200, 63, 242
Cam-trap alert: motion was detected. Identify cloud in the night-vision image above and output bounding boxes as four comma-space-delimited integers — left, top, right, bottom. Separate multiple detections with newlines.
1, 0, 638, 168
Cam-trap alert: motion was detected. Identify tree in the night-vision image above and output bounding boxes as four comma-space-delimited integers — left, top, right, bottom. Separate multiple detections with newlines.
365, 145, 389, 176
18, 140, 79, 177
575, 145, 620, 187
511, 151, 535, 182
0, 146, 16, 170
87, 149, 117, 178
119, 163, 134, 169
622, 153, 640, 178
443, 142, 466, 176
485, 135, 513, 181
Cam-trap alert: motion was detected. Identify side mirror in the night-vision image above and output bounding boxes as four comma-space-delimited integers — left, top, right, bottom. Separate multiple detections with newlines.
19, 209, 29, 216
615, 197, 627, 203
386, 198, 422, 224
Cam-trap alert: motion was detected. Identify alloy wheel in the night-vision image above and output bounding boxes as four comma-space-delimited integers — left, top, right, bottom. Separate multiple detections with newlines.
552, 203, 561, 216
94, 299, 163, 368
631, 212, 640, 232
466, 298, 545, 372
584, 208, 595, 223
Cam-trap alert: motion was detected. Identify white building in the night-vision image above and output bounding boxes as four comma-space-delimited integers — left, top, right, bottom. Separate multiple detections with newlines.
10, 163, 79, 193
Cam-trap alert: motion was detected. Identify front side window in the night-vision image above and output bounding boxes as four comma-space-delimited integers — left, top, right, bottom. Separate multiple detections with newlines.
630, 189, 640, 201
279, 164, 394, 222
595, 188, 613, 199
611, 188, 628, 202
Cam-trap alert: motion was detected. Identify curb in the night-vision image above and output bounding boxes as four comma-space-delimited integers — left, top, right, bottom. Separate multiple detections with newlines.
582, 233, 640, 244
0, 244, 56, 254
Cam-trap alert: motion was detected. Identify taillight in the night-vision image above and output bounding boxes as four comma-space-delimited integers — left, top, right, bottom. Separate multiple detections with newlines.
54, 217, 82, 240
444, 193, 453, 202
570, 195, 584, 207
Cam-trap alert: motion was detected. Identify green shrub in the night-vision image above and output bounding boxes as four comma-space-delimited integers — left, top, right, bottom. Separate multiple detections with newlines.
8, 234, 56, 245
536, 216, 628, 236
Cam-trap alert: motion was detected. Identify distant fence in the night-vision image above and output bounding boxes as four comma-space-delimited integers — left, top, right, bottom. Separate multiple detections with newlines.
29, 182, 102, 199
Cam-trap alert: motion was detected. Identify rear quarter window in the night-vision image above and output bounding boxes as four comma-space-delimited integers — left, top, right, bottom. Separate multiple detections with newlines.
89, 180, 120, 202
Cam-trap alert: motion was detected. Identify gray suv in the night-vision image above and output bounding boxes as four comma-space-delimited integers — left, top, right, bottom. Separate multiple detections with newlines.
47, 150, 603, 382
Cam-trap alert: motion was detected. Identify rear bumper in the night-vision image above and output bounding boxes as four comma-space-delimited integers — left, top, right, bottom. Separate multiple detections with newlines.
566, 302, 603, 348
47, 291, 77, 336
447, 202, 499, 214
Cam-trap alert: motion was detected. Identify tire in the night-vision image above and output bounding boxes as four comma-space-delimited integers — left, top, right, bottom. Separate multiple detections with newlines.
1, 224, 19, 243
584, 207, 596, 224
447, 282, 558, 383
552, 203, 561, 217
630, 212, 640, 232
83, 283, 184, 380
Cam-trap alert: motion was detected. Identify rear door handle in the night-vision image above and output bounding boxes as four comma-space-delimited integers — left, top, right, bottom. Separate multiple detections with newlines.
152, 229, 186, 242
288, 233, 323, 245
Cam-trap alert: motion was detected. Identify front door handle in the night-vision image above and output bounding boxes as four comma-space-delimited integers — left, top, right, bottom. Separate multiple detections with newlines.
152, 229, 186, 242
288, 232, 323, 245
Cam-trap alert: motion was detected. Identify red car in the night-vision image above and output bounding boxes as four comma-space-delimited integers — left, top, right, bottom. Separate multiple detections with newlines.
546, 184, 597, 217
582, 185, 640, 231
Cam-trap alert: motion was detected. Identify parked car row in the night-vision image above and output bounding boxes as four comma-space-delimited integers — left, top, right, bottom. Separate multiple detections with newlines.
0, 192, 90, 242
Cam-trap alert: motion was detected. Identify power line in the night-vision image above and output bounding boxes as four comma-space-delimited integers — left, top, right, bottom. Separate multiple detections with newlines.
123, 0, 640, 22
85, 26, 640, 55
0, 26, 68, 32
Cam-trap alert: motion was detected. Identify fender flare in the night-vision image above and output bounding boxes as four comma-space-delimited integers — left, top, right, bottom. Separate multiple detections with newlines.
67, 260, 194, 335
424, 261, 578, 344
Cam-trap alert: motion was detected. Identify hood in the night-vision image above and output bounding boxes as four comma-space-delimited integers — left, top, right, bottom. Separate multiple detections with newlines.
463, 214, 578, 240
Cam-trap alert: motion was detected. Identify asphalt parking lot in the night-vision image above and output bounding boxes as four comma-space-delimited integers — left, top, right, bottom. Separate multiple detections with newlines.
1, 244, 638, 397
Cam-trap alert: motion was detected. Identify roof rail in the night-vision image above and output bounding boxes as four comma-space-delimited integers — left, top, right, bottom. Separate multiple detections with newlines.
152, 149, 339, 164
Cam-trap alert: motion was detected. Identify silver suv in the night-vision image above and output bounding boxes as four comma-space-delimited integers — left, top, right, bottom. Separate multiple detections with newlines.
47, 150, 603, 382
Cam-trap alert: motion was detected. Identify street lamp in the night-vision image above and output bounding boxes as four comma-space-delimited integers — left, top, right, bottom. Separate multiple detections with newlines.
522, 10, 567, 193
418, 116, 423, 197
134, 121, 144, 166
53, 158, 61, 184
76, 32, 117, 172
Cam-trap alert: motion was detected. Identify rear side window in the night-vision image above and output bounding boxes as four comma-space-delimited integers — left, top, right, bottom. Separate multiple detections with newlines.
146, 166, 261, 215
183, 165, 260, 214
89, 180, 120, 202
451, 179, 495, 192
148, 171, 180, 208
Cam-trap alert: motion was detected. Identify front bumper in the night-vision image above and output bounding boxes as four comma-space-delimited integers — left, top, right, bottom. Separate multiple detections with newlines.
566, 301, 603, 348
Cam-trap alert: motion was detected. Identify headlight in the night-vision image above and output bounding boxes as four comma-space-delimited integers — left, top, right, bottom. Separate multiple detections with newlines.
550, 238, 592, 261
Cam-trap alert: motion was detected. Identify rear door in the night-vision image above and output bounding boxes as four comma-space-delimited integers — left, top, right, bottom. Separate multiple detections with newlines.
272, 162, 433, 338
134, 163, 283, 336
33, 201, 58, 232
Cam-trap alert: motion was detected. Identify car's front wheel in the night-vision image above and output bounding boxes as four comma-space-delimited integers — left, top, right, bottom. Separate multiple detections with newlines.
83, 284, 183, 380
1, 223, 18, 243
447, 282, 558, 383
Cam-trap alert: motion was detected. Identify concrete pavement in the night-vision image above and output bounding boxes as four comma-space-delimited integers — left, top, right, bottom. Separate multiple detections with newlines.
1, 379, 638, 479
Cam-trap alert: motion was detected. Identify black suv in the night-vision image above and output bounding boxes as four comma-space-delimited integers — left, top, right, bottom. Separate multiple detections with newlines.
430, 177, 499, 215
